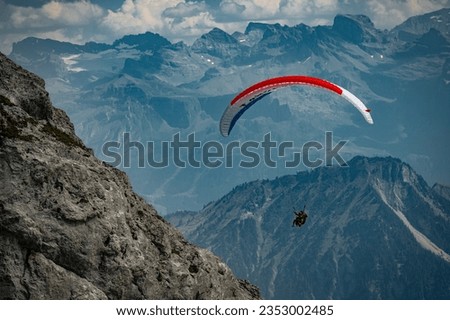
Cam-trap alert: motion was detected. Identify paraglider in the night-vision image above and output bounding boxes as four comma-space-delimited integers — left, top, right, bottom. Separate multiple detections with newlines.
292, 205, 308, 228
220, 75, 373, 137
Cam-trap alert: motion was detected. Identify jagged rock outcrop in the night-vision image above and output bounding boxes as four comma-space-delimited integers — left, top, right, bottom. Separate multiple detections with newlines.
332, 14, 381, 44
391, 8, 450, 41
0, 53, 259, 300
191, 27, 243, 60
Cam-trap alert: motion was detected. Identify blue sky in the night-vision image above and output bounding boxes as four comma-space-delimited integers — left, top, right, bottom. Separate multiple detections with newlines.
1, 0, 449, 53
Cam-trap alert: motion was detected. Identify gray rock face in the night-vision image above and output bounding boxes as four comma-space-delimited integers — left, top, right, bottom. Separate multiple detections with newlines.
0, 53, 259, 300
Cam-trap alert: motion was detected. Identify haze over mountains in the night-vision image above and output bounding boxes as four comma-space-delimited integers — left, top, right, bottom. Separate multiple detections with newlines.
8, 8, 450, 213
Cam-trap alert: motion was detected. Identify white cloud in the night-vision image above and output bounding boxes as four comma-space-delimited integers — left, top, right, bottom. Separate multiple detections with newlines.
0, 0, 107, 53
163, 1, 207, 19
219, 0, 246, 16
100, 0, 220, 43
217, 0, 282, 21
101, 0, 178, 33
366, 0, 450, 29
279, 0, 338, 17
10, 0, 104, 29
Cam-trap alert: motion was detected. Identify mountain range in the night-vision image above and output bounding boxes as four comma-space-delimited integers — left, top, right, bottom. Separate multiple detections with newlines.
3, 7, 450, 301
8, 8, 450, 214
168, 156, 450, 299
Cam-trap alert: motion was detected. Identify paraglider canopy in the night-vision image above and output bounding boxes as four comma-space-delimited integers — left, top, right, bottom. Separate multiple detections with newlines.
219, 75, 373, 137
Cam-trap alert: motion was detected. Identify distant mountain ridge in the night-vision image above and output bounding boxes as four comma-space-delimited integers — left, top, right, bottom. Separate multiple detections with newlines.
392, 8, 450, 41
168, 156, 450, 299
11, 31, 170, 57
7, 8, 450, 213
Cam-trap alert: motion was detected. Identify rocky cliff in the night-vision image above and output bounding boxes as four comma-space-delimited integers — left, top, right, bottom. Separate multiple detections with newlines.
0, 52, 259, 300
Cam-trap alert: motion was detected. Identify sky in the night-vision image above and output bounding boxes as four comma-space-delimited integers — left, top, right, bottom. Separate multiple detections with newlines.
0, 0, 449, 54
